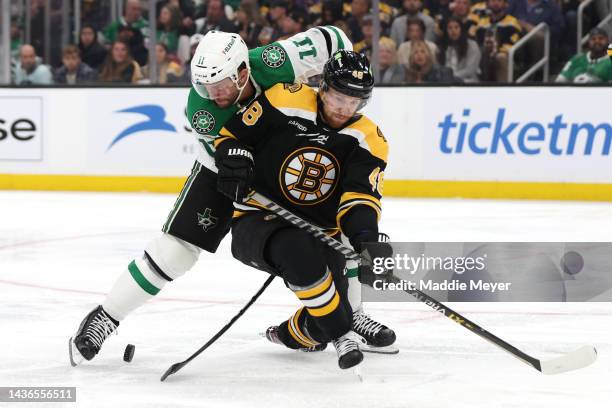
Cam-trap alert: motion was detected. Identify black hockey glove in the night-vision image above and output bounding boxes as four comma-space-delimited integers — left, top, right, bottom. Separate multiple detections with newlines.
351, 232, 394, 288
215, 139, 254, 202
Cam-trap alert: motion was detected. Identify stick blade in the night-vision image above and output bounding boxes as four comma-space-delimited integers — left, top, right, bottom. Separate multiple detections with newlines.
160, 362, 185, 382
539, 346, 597, 375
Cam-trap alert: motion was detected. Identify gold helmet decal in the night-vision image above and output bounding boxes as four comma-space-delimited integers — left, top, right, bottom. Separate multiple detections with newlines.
279, 147, 340, 205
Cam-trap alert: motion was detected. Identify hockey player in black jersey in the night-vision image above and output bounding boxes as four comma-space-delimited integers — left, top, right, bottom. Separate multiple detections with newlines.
214, 51, 394, 369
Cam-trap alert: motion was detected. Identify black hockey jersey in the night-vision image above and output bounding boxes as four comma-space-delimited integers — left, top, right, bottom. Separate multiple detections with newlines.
215, 83, 388, 233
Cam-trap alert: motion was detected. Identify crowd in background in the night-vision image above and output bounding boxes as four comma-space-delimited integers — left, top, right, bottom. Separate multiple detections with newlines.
8, 0, 612, 85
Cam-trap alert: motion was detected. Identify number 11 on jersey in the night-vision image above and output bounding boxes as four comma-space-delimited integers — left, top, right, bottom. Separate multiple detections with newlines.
292, 37, 317, 60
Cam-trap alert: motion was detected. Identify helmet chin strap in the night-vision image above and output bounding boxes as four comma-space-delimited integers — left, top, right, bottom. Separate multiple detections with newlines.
230, 68, 251, 107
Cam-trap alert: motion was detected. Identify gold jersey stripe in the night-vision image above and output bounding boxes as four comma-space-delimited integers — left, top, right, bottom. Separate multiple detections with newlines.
340, 192, 382, 209
337, 192, 383, 225
307, 291, 340, 317
213, 133, 236, 148
336, 200, 382, 229
294, 272, 333, 299
299, 281, 337, 308
289, 308, 318, 347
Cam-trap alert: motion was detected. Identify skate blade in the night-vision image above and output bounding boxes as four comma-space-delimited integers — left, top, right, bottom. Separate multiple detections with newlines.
360, 343, 399, 354
68, 337, 85, 367
353, 365, 364, 382
352, 333, 399, 354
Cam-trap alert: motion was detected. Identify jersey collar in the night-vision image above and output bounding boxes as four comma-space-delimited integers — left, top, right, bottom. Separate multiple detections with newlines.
586, 52, 608, 64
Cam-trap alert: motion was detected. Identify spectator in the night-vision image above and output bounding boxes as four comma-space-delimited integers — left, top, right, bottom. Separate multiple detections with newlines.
470, 0, 489, 19
99, 40, 143, 83
166, 0, 196, 22
181, 33, 204, 83
117, 24, 149, 67
81, 0, 112, 31
346, 0, 371, 43
143, 43, 184, 84
556, 28, 612, 83
236, 0, 266, 48
560, 0, 582, 58
260, 0, 289, 44
397, 18, 439, 66
13, 44, 54, 85
53, 45, 98, 84
313, 0, 345, 27
28, 0, 46, 56
425, 0, 453, 22
507, 0, 564, 64
435, 0, 478, 37
194, 0, 238, 36
471, 0, 522, 82
377, 1, 399, 32
378, 37, 408, 84
174, 0, 199, 36
354, 14, 393, 60
438, 17, 481, 82
78, 25, 108, 71
101, 0, 149, 45
405, 40, 457, 83
334, 21, 353, 42
391, 0, 437, 46
279, 8, 310, 40
157, 4, 182, 54
10, 19, 23, 60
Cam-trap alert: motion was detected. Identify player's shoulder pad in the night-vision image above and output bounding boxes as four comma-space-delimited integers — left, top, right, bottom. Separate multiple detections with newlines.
341, 115, 388, 162
263, 83, 318, 120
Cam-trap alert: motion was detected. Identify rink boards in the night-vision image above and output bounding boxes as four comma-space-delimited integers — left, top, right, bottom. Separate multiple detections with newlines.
0, 86, 610, 200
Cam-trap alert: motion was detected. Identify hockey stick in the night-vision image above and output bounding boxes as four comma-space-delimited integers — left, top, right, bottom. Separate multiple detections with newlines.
249, 191, 597, 375
160, 275, 275, 382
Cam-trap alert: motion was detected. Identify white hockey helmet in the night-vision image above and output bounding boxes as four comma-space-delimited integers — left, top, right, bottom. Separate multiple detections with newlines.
190, 31, 251, 100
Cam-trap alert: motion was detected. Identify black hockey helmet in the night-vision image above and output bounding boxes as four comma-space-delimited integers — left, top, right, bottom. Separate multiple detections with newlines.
321, 50, 374, 110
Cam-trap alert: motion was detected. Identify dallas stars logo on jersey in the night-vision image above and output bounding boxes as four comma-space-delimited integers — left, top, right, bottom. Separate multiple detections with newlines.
280, 147, 339, 205
197, 208, 218, 231
261, 45, 287, 68
192, 110, 216, 134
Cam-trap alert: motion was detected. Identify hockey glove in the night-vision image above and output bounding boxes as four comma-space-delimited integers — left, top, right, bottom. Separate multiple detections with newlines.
215, 139, 254, 202
352, 232, 394, 287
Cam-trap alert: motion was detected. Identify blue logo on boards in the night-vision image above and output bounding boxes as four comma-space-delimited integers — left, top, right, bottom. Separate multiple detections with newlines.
107, 105, 177, 150
437, 108, 611, 156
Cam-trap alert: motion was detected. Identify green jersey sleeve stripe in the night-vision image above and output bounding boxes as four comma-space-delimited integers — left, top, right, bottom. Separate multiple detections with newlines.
326, 25, 345, 50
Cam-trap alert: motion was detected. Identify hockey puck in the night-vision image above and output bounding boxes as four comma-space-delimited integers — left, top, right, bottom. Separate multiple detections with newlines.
123, 344, 135, 362
560, 251, 584, 275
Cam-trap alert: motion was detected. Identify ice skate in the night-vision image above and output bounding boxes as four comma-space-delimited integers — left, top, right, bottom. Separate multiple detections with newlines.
333, 332, 363, 369
69, 305, 119, 366
263, 326, 327, 352
353, 309, 396, 347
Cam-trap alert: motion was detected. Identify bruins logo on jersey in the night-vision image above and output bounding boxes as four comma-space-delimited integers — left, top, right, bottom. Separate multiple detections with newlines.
192, 110, 216, 134
279, 147, 339, 205
262, 45, 287, 68
284, 83, 303, 93
376, 127, 387, 142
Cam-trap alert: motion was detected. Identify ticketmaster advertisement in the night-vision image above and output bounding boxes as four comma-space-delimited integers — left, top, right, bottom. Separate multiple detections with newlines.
361, 242, 611, 302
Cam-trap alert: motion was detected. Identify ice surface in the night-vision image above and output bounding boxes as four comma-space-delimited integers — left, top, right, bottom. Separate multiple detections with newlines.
1, 191, 611, 407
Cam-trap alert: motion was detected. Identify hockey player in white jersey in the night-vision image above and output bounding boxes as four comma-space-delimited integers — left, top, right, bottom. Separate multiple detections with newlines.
69, 27, 395, 366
